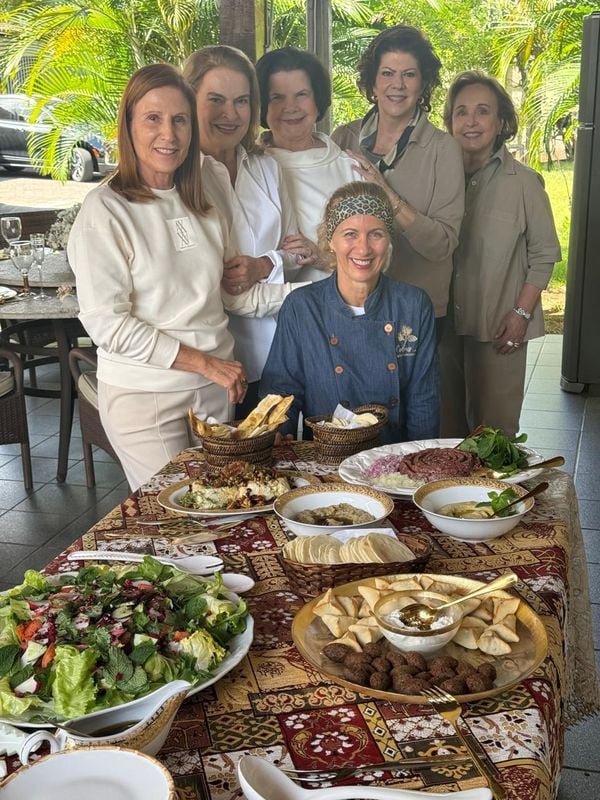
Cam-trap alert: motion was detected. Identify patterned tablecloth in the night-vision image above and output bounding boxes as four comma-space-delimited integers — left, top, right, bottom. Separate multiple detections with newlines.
21, 444, 600, 799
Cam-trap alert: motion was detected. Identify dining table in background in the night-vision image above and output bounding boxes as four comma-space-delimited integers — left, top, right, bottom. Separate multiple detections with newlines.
0, 249, 75, 288
7, 442, 599, 800
0, 256, 81, 481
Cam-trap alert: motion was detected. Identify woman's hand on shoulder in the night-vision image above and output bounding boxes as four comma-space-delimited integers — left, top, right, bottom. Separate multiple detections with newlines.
282, 234, 321, 267
222, 255, 273, 294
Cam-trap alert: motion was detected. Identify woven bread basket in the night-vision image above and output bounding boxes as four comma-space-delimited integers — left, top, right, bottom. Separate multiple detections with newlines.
200, 426, 276, 467
281, 531, 433, 599
304, 404, 389, 465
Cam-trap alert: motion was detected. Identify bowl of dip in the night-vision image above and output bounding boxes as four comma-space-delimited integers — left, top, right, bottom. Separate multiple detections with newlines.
373, 590, 463, 654
274, 484, 394, 537
412, 478, 534, 542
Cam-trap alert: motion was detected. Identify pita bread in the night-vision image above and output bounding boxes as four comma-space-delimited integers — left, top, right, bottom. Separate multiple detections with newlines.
349, 623, 383, 645
490, 614, 519, 643
453, 616, 487, 650
330, 631, 362, 652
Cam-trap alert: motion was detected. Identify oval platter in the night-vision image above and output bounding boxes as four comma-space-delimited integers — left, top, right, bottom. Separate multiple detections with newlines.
291, 572, 548, 705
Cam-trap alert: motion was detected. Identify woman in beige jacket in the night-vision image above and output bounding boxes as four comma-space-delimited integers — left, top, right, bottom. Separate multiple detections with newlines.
332, 25, 464, 337
439, 71, 561, 438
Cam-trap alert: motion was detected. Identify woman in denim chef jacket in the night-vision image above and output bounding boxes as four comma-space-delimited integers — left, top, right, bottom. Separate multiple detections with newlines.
259, 182, 440, 443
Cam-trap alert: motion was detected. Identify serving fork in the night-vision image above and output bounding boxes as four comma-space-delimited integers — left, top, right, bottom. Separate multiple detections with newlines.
423, 687, 506, 800
281, 754, 470, 782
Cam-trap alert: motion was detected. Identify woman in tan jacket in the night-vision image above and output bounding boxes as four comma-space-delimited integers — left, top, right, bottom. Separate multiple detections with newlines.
439, 71, 561, 438
332, 25, 464, 338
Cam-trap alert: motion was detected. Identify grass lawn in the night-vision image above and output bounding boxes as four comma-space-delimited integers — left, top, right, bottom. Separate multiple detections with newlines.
539, 159, 573, 333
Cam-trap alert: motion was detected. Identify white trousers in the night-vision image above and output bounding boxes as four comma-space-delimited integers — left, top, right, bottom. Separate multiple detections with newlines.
98, 381, 231, 491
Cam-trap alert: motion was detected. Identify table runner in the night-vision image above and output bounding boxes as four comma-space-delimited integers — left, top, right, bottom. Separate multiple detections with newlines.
16, 443, 600, 799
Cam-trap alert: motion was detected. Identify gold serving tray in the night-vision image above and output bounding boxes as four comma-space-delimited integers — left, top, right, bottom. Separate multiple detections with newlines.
291, 572, 548, 704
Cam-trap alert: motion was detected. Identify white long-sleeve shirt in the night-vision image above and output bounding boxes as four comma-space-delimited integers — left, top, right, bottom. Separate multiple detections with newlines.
201, 147, 299, 382
68, 183, 294, 392
264, 132, 361, 282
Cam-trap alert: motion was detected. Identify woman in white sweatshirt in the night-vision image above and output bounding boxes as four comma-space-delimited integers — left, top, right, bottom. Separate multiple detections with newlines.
255, 47, 362, 282
68, 64, 294, 490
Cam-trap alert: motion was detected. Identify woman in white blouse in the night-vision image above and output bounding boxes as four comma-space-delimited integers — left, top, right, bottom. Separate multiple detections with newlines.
184, 45, 314, 415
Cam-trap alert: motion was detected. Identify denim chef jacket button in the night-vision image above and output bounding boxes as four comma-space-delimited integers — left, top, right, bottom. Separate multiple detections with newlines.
387, 362, 397, 372
329, 336, 339, 345
384, 323, 393, 334
389, 397, 398, 407
334, 365, 344, 375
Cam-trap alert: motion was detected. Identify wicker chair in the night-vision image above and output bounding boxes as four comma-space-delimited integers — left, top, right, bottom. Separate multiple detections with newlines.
68, 347, 120, 488
0, 346, 33, 490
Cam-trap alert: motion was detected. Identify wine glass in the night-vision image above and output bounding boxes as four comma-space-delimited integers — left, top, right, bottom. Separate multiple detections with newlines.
1, 216, 22, 255
30, 233, 48, 300
9, 241, 35, 298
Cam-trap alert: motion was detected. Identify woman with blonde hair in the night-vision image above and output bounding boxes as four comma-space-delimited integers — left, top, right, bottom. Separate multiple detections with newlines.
440, 70, 560, 437
69, 63, 295, 489
260, 181, 439, 443
184, 45, 310, 415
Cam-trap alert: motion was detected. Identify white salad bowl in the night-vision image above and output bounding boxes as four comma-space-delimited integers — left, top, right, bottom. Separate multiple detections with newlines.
273, 483, 394, 537
413, 478, 534, 541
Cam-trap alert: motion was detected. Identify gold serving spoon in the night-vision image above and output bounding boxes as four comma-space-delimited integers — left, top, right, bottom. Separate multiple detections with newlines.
396, 572, 518, 630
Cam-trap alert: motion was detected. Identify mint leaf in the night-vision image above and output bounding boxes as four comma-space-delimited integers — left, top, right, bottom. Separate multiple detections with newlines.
117, 665, 148, 694
131, 641, 156, 666
0, 645, 20, 678
106, 647, 134, 683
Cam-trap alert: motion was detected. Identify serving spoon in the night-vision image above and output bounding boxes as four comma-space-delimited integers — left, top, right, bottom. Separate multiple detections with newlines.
237, 755, 492, 800
67, 550, 223, 575
66, 552, 256, 594
395, 573, 518, 631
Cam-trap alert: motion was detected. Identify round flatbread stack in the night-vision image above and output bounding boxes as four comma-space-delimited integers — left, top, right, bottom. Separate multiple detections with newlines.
283, 532, 415, 565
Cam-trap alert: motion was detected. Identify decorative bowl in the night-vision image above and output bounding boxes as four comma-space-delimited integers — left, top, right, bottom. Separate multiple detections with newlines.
373, 590, 463, 654
0, 746, 176, 800
412, 478, 534, 541
273, 483, 394, 537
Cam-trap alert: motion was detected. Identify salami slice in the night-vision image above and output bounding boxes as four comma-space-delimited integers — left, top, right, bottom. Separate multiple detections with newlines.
397, 447, 482, 482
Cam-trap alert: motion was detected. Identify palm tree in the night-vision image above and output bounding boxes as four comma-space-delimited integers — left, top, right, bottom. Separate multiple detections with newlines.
491, 0, 594, 168
0, 0, 220, 179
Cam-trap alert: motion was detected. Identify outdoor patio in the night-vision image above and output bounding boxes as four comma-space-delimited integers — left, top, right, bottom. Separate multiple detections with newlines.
0, 332, 598, 797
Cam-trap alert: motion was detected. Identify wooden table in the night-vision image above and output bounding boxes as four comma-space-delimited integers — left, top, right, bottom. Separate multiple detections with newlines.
0, 288, 81, 482
11, 443, 600, 799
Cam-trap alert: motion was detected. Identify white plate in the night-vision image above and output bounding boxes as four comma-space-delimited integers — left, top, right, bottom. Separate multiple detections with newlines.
0, 286, 17, 300
0, 576, 253, 731
338, 438, 546, 497
157, 471, 310, 518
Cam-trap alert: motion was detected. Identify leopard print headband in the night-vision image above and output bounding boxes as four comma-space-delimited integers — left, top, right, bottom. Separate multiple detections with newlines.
326, 194, 394, 240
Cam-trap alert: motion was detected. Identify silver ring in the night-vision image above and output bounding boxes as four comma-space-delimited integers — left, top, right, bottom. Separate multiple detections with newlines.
506, 340, 514, 347
236, 285, 242, 292
513, 341, 521, 348
241, 378, 248, 387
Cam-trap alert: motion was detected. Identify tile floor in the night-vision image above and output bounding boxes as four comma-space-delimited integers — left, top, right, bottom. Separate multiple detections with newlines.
0, 333, 598, 797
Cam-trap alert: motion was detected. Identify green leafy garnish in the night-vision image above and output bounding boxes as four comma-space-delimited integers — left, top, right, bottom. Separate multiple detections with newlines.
477, 487, 520, 517
457, 427, 529, 476
0, 645, 20, 678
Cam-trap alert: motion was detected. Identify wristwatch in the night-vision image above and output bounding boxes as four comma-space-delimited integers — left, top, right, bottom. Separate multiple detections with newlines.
512, 306, 532, 321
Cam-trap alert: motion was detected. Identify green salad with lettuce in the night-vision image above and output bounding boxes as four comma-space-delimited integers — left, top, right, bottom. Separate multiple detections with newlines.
0, 557, 247, 722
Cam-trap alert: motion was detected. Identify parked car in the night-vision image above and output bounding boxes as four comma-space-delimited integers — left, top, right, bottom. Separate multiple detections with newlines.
0, 94, 115, 182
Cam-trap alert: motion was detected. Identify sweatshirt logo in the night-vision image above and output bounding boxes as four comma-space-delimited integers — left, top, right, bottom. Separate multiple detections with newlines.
167, 217, 198, 251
